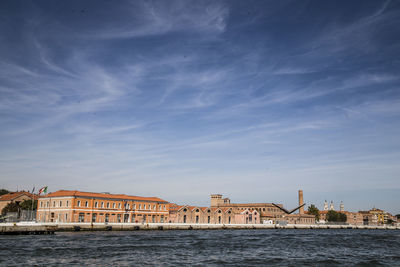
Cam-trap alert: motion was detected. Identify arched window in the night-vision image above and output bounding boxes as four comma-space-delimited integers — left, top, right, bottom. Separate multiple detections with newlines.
196, 209, 199, 212
183, 208, 187, 212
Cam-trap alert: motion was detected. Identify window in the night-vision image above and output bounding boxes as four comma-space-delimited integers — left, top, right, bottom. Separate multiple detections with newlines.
229, 217, 231, 224
127, 204, 130, 209
159, 205, 161, 210
107, 202, 110, 208
66, 201, 69, 207
77, 200, 81, 207
85, 201, 89, 207
133, 204, 136, 209
148, 205, 151, 210
101, 202, 104, 208
95, 202, 98, 208
196, 215, 199, 223
113, 203, 116, 209
153, 205, 156, 210
92, 213, 97, 223
196, 209, 199, 212
218, 216, 221, 224
53, 201, 56, 207
144, 204, 146, 210
117, 214, 121, 223
47, 201, 49, 207
65, 214, 68, 222
118, 203, 121, 209
139, 204, 141, 209
105, 214, 109, 223
59, 201, 62, 207
124, 214, 129, 223
40, 202, 43, 208
78, 213, 85, 222
183, 215, 187, 223
163, 205, 166, 210
208, 216, 210, 223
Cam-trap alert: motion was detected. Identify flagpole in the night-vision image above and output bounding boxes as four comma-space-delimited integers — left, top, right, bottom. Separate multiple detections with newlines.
31, 186, 35, 221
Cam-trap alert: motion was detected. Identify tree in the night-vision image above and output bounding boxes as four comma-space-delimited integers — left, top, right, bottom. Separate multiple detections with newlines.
326, 210, 347, 222
307, 204, 320, 222
0, 189, 9, 196
1, 202, 19, 215
396, 214, 400, 220
19, 199, 37, 210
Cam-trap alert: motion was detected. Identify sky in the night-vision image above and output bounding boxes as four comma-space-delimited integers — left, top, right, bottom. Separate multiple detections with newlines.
0, 0, 400, 214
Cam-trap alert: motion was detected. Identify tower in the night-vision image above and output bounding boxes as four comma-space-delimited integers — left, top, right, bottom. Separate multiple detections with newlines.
210, 194, 223, 207
329, 201, 334, 211
298, 190, 304, 214
340, 201, 344, 212
324, 200, 328, 211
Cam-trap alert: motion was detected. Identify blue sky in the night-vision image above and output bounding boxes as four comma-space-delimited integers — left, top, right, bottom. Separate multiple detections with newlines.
1, 0, 400, 214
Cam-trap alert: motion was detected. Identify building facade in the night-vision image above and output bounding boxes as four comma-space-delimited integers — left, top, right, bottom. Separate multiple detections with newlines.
168, 204, 261, 224
210, 193, 315, 224
0, 191, 37, 213
36, 190, 169, 223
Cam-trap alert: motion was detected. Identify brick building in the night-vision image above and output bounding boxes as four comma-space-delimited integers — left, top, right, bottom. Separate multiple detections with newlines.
168, 204, 260, 224
0, 191, 37, 213
36, 190, 169, 223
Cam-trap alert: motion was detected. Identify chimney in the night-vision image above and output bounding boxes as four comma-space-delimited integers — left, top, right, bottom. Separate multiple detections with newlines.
298, 190, 304, 214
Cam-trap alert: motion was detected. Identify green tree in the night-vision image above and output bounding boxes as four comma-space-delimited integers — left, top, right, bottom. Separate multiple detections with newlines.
307, 204, 320, 222
326, 210, 347, 222
19, 199, 37, 210
0, 189, 9, 196
1, 202, 19, 215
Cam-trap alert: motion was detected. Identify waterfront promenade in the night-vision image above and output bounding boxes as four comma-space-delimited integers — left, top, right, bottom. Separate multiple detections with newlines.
1, 222, 399, 234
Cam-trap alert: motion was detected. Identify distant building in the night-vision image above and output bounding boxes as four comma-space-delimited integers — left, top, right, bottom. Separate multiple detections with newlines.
36, 190, 169, 223
168, 205, 260, 224
0, 191, 37, 213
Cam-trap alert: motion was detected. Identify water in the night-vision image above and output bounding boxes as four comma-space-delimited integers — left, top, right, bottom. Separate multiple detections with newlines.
1, 229, 400, 266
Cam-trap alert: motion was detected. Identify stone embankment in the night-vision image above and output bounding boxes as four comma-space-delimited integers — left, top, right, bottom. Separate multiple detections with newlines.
1, 222, 399, 234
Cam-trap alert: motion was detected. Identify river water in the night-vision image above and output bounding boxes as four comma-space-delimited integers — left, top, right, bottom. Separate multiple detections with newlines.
1, 229, 400, 266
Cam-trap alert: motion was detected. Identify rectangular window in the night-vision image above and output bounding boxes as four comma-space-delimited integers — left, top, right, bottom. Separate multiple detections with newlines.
53, 201, 56, 207
101, 202, 104, 208
144, 204, 146, 210
92, 213, 97, 223
131, 214, 136, 223
113, 203, 115, 209
118, 203, 121, 209
153, 205, 156, 210
40, 202, 43, 208
105, 214, 109, 223
117, 214, 121, 223
133, 204, 136, 209
124, 214, 129, 223
85, 201, 89, 207
78, 213, 85, 222
77, 200, 81, 207
59, 201, 62, 207
139, 204, 141, 210
66, 201, 69, 207
95, 202, 98, 208
65, 214, 68, 222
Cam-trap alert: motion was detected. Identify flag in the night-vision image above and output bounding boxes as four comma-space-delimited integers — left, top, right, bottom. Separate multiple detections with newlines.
31, 187, 35, 194
38, 186, 47, 195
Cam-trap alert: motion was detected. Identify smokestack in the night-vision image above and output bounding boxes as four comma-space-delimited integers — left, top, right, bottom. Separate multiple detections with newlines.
298, 190, 304, 214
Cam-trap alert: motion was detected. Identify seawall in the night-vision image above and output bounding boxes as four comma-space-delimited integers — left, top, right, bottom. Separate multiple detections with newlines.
1, 222, 399, 233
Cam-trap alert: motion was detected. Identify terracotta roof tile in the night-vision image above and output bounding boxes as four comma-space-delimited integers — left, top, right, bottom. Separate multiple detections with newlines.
0, 191, 37, 201
41, 190, 168, 203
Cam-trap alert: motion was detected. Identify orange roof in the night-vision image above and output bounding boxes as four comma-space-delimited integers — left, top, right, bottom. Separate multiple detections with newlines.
41, 190, 168, 203
0, 191, 37, 201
